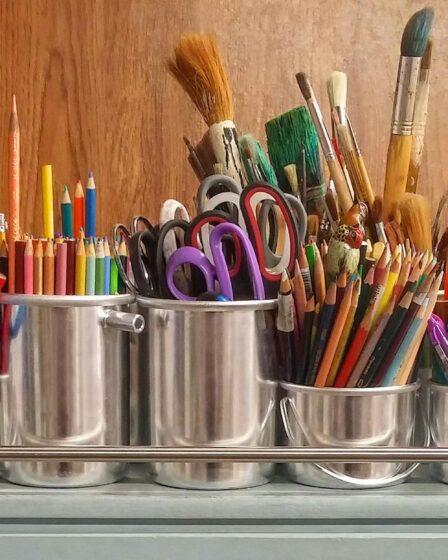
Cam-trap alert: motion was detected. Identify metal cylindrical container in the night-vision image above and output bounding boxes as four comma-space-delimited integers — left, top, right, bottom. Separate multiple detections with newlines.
428, 381, 448, 483
280, 382, 423, 489
0, 294, 144, 488
137, 297, 278, 490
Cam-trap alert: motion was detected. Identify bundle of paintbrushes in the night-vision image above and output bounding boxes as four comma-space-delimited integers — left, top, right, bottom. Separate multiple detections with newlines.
276, 200, 442, 388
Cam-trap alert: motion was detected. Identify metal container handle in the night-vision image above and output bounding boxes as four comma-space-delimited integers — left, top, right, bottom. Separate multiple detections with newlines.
100, 310, 145, 334
280, 395, 430, 487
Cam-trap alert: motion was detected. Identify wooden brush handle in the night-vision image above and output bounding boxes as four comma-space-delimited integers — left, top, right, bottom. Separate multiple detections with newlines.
208, 121, 244, 187
326, 157, 353, 214
383, 134, 412, 219
355, 154, 375, 207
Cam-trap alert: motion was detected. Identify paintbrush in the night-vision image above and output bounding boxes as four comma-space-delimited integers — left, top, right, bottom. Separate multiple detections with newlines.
265, 106, 323, 199
383, 7, 434, 219
296, 72, 353, 213
238, 133, 278, 186
407, 38, 433, 192
168, 33, 244, 186
399, 193, 432, 252
371, 196, 389, 245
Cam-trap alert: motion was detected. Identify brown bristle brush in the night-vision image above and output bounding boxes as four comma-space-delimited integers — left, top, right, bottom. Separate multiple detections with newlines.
398, 193, 432, 252
307, 214, 320, 242
168, 33, 244, 186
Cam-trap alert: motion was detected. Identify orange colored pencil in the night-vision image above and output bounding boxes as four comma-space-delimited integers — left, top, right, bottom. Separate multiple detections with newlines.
23, 238, 34, 294
314, 281, 354, 387
8, 95, 20, 293
43, 239, 55, 295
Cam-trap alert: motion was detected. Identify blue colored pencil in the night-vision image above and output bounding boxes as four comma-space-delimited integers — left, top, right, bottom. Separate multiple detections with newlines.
85, 171, 96, 238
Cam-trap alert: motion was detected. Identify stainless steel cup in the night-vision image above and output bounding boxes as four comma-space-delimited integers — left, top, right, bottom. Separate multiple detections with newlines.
280, 382, 424, 489
137, 297, 278, 490
428, 381, 448, 483
0, 294, 144, 488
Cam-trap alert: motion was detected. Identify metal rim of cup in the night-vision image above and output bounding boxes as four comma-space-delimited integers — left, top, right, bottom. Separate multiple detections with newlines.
136, 296, 277, 312
0, 294, 135, 307
428, 380, 448, 392
280, 381, 419, 396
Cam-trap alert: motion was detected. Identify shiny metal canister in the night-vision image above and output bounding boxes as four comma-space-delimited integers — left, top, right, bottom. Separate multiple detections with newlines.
428, 381, 448, 483
137, 297, 278, 490
280, 382, 423, 489
0, 294, 144, 487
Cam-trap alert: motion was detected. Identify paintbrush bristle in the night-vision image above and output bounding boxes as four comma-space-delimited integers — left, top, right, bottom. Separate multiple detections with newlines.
307, 214, 320, 238
399, 193, 432, 251
296, 72, 312, 101
421, 37, 433, 69
265, 106, 322, 190
327, 71, 347, 109
401, 7, 434, 57
168, 33, 233, 126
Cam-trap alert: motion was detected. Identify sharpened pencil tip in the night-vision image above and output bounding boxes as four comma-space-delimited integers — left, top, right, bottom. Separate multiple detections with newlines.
12, 94, 17, 113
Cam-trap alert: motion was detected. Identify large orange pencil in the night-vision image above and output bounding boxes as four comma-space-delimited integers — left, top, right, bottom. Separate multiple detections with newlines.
74, 181, 85, 238
43, 239, 55, 295
8, 95, 20, 293
314, 281, 354, 387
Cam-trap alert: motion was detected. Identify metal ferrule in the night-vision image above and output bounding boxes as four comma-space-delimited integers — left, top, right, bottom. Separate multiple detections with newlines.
391, 56, 421, 135
335, 106, 347, 126
307, 99, 336, 161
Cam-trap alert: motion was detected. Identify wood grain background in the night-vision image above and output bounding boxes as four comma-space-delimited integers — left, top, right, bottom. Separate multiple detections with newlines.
0, 0, 446, 235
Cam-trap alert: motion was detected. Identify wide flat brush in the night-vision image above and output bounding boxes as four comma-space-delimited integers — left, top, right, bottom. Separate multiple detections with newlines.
407, 38, 433, 193
399, 193, 432, 252
296, 72, 353, 214
168, 33, 244, 186
265, 106, 323, 198
383, 7, 434, 219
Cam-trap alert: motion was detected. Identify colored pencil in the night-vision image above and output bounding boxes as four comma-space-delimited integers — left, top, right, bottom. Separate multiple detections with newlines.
66, 239, 76, 295
104, 238, 111, 296
61, 186, 74, 238
0, 214, 6, 243
95, 239, 105, 295
299, 244, 313, 299
118, 238, 127, 294
42, 164, 54, 239
23, 238, 34, 295
86, 238, 96, 295
74, 180, 85, 238
335, 270, 347, 308
375, 254, 401, 319
315, 281, 354, 387
313, 247, 326, 306
110, 254, 119, 295
34, 240, 43, 295
292, 260, 306, 332
347, 295, 397, 387
381, 299, 428, 386
306, 282, 337, 385
8, 95, 20, 294
85, 171, 96, 238
295, 295, 315, 385
277, 270, 296, 383
14, 240, 26, 294
0, 274, 6, 293
326, 278, 361, 386
75, 238, 86, 296
55, 241, 67, 295
43, 239, 55, 295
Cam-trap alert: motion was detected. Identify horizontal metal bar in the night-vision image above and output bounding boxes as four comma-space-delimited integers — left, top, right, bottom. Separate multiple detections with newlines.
0, 446, 446, 463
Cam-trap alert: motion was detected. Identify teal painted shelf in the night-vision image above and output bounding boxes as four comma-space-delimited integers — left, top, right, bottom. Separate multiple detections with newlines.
0, 468, 447, 559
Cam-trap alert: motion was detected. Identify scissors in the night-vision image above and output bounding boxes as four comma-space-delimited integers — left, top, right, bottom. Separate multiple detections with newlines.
166, 222, 265, 301
196, 177, 299, 293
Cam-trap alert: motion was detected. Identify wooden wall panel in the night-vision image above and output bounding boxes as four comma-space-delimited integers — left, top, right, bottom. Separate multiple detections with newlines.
0, 0, 446, 235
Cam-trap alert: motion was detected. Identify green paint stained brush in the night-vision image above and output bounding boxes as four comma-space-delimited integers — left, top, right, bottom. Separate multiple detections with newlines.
238, 133, 278, 186
265, 106, 323, 200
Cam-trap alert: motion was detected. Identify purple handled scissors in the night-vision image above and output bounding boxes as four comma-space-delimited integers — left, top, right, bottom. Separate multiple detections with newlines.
165, 222, 265, 301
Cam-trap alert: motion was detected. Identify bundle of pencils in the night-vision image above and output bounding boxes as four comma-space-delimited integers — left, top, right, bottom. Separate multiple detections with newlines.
7, 234, 121, 296
277, 235, 442, 388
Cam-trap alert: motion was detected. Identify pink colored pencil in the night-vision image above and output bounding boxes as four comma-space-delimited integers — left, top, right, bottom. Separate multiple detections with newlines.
23, 238, 34, 294
55, 241, 67, 295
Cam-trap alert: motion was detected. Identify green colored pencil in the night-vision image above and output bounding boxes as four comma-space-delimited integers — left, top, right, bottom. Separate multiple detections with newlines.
61, 185, 73, 238
86, 238, 96, 295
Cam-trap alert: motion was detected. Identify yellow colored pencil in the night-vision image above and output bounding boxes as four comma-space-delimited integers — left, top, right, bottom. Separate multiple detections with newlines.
42, 164, 54, 239
75, 237, 86, 295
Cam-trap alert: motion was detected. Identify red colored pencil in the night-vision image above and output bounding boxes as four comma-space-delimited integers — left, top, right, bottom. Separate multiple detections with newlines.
74, 180, 85, 238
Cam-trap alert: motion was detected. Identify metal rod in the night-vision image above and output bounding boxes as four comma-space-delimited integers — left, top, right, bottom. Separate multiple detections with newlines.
0, 446, 446, 463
